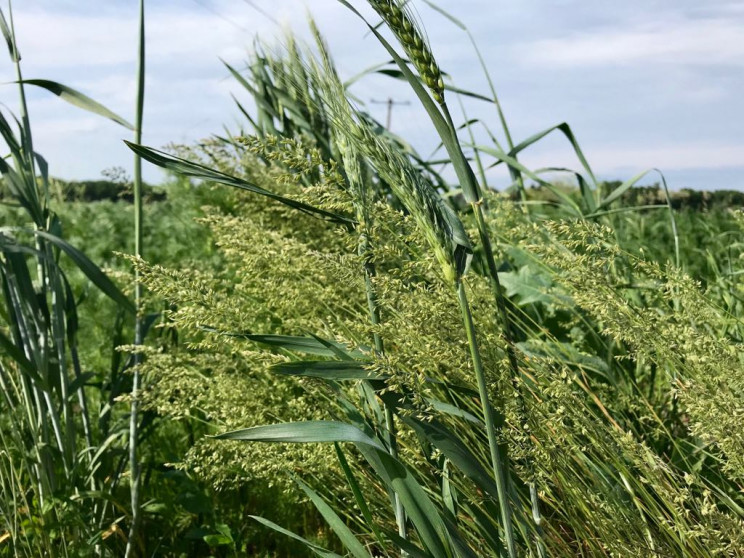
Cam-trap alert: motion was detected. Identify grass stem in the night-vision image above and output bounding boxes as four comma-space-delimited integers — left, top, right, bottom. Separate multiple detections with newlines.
360, 229, 408, 545
472, 202, 546, 556
455, 279, 516, 557
125, 1, 146, 555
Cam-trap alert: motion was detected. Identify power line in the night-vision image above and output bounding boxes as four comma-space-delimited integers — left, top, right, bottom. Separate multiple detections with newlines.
239, 0, 279, 25
188, 0, 251, 33
371, 97, 410, 130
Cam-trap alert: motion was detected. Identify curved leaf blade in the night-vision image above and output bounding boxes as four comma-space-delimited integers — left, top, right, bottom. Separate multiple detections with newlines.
403, 417, 501, 502
271, 360, 384, 381
596, 169, 653, 210
476, 143, 583, 216
199, 329, 366, 359
125, 141, 354, 226
294, 477, 371, 558
0, 7, 19, 61
21, 79, 133, 130
214, 421, 387, 452
334, 444, 389, 553
31, 230, 135, 315
0, 329, 47, 388
356, 445, 452, 558
250, 515, 343, 558
508, 122, 597, 211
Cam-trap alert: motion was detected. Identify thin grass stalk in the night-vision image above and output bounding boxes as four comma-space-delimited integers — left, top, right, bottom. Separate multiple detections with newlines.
308, 12, 522, 551
70, 347, 94, 460
0, 427, 42, 555
352, 138, 409, 552
306, 22, 410, 542
24, 260, 75, 538
416, 1, 529, 207
341, 77, 409, 549
4, 264, 55, 497
360, 230, 407, 544
5, 3, 66, 504
7, 1, 51, 456
455, 279, 516, 558
48, 264, 75, 474
58, 275, 93, 472
455, 94, 489, 197
125, 1, 145, 555
9, 6, 51, 336
471, 204, 546, 557
354, 153, 409, 554
407, 58, 545, 552
446, 82, 545, 546
366, 264, 407, 542
0, 361, 48, 510
7, 1, 36, 193
435, 80, 527, 558
441, 93, 545, 557
657, 171, 680, 269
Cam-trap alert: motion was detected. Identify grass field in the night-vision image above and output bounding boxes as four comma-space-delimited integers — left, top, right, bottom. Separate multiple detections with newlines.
1, 2, 744, 557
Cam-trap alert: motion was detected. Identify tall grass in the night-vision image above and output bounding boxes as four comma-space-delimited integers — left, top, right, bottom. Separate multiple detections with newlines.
0, 2, 158, 555
2, 0, 743, 556
129, 2, 744, 556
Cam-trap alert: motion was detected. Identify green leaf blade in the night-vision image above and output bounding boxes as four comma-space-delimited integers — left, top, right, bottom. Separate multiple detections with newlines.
21, 79, 134, 130
271, 360, 383, 381
214, 421, 387, 452
294, 477, 371, 558
124, 142, 354, 226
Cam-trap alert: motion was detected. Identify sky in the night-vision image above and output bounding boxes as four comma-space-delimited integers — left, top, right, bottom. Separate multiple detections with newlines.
2, 0, 743, 190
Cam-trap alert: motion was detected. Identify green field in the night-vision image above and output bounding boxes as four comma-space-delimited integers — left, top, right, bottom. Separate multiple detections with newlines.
2, 2, 744, 557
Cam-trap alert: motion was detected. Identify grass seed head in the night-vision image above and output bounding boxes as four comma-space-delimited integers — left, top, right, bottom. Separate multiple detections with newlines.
369, 0, 445, 104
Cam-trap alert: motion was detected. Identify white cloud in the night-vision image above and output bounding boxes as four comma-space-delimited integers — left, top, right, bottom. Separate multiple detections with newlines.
521, 17, 744, 68
10, 8, 251, 70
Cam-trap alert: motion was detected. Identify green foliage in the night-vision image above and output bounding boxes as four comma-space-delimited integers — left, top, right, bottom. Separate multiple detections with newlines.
0, 11, 133, 555
3, 2, 744, 557
134, 131, 744, 556
128, 15, 744, 557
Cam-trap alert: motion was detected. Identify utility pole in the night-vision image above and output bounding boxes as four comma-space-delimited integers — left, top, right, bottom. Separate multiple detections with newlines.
371, 97, 410, 130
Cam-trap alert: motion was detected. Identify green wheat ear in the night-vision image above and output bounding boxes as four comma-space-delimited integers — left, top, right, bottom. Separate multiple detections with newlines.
302, 26, 470, 282
368, 0, 445, 104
